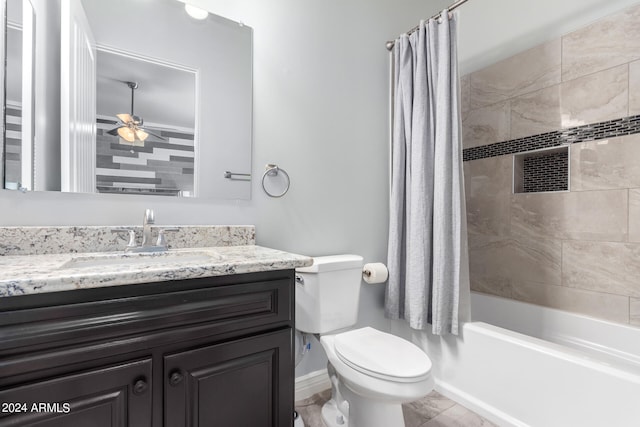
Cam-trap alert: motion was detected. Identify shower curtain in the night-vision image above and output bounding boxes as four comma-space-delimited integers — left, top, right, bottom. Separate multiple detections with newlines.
385, 11, 469, 335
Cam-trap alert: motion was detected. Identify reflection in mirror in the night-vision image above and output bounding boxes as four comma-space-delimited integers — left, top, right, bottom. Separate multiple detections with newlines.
2, 0, 253, 199
95, 51, 196, 196
4, 0, 34, 191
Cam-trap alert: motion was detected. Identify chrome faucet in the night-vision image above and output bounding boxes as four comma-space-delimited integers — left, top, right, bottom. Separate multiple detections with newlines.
112, 209, 179, 253
141, 209, 155, 248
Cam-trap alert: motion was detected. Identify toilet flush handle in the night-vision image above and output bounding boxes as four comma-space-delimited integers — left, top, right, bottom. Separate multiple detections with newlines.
295, 274, 304, 285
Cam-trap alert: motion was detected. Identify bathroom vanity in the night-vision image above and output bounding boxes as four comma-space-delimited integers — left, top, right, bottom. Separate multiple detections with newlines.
0, 227, 311, 427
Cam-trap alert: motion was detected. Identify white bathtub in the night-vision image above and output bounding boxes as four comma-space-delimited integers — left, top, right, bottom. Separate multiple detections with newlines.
398, 292, 640, 427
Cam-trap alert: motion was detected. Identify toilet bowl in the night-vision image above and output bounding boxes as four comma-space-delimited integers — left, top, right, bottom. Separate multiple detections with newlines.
295, 255, 433, 427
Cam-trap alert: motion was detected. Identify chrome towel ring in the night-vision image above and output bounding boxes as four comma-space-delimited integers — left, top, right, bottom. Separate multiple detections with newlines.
262, 164, 290, 198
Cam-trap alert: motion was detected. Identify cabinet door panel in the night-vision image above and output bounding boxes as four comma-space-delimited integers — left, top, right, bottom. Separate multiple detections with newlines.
0, 359, 152, 427
164, 329, 292, 427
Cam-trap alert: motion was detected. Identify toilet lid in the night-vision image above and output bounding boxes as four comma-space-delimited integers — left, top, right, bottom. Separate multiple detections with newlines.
333, 327, 432, 383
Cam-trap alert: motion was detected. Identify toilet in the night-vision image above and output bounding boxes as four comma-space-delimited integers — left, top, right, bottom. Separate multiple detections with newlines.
295, 255, 433, 427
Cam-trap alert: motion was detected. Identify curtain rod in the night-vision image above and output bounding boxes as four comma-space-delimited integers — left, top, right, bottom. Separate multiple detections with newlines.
385, 0, 470, 51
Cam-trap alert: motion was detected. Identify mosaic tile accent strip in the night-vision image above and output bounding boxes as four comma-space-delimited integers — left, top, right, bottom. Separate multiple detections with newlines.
522, 150, 568, 193
463, 114, 640, 161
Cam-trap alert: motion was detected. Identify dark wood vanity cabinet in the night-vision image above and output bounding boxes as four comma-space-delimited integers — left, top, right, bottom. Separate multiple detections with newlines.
0, 270, 295, 427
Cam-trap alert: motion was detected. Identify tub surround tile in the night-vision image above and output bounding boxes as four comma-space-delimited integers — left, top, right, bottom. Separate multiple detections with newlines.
510, 85, 562, 139
562, 3, 640, 81
460, 74, 471, 121
571, 134, 640, 191
629, 189, 640, 242
464, 156, 512, 236
464, 114, 640, 162
631, 298, 640, 326
511, 280, 630, 324
470, 276, 512, 300
562, 240, 640, 298
462, 101, 510, 149
630, 61, 640, 116
0, 245, 312, 297
559, 65, 629, 128
468, 236, 513, 295
463, 2, 640, 327
469, 39, 561, 109
510, 190, 628, 241
468, 235, 561, 298
507, 238, 562, 286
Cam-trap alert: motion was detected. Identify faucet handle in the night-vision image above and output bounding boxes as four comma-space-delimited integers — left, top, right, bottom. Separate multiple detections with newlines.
156, 227, 180, 248
112, 228, 137, 249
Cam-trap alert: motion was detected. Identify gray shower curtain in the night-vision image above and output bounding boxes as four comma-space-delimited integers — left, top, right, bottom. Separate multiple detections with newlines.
385, 11, 469, 335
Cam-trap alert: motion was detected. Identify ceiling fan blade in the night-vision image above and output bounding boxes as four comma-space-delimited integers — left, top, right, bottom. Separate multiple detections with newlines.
106, 127, 121, 136
140, 128, 166, 140
135, 128, 149, 142
116, 113, 133, 124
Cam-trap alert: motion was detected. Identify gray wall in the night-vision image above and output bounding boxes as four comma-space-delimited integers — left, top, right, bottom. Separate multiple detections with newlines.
0, 0, 451, 375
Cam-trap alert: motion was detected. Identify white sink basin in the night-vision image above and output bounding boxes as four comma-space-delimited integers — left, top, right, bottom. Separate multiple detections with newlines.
59, 250, 220, 270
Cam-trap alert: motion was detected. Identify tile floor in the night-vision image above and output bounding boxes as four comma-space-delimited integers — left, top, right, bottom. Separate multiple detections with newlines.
295, 389, 498, 427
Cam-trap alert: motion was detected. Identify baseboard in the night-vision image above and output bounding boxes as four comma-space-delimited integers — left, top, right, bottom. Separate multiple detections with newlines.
434, 380, 527, 427
295, 369, 331, 401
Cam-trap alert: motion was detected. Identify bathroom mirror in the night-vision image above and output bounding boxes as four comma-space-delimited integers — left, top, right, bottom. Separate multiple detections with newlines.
1, 0, 253, 199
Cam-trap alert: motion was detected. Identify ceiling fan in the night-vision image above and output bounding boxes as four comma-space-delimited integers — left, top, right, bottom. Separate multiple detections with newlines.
107, 81, 164, 146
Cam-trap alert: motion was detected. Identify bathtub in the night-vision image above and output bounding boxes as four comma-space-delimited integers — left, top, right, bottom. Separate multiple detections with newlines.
398, 292, 640, 427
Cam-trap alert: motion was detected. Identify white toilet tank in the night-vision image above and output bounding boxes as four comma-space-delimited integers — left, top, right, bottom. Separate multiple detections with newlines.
295, 254, 364, 334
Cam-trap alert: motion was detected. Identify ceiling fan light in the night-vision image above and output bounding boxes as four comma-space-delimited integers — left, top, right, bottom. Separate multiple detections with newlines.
117, 126, 136, 143
185, 4, 208, 20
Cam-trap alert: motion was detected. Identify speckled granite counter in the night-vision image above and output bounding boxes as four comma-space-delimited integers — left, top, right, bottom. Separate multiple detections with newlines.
0, 225, 256, 256
0, 245, 312, 297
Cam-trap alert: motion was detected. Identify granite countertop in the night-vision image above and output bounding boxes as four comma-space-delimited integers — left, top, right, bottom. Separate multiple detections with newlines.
0, 245, 312, 297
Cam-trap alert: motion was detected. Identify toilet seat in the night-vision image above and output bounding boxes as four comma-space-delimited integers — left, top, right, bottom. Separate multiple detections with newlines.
333, 327, 432, 383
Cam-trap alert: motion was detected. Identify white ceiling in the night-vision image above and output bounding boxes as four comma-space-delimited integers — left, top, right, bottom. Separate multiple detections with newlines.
96, 50, 196, 130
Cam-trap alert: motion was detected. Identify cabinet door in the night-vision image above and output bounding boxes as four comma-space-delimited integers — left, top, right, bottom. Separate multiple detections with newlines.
164, 329, 293, 427
0, 358, 152, 427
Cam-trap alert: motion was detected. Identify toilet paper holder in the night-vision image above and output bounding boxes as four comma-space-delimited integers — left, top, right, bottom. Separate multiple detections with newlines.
362, 263, 389, 284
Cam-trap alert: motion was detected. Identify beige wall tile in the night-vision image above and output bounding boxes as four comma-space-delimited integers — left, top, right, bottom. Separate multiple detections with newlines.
462, 101, 510, 149
560, 65, 628, 128
468, 235, 512, 298
631, 298, 640, 326
562, 240, 640, 298
510, 85, 561, 139
468, 236, 561, 298
511, 190, 628, 241
469, 39, 561, 109
629, 189, 640, 242
509, 238, 562, 286
511, 280, 630, 324
630, 60, 640, 116
470, 277, 512, 299
571, 135, 640, 191
464, 156, 512, 236
562, 4, 640, 81
460, 74, 470, 121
